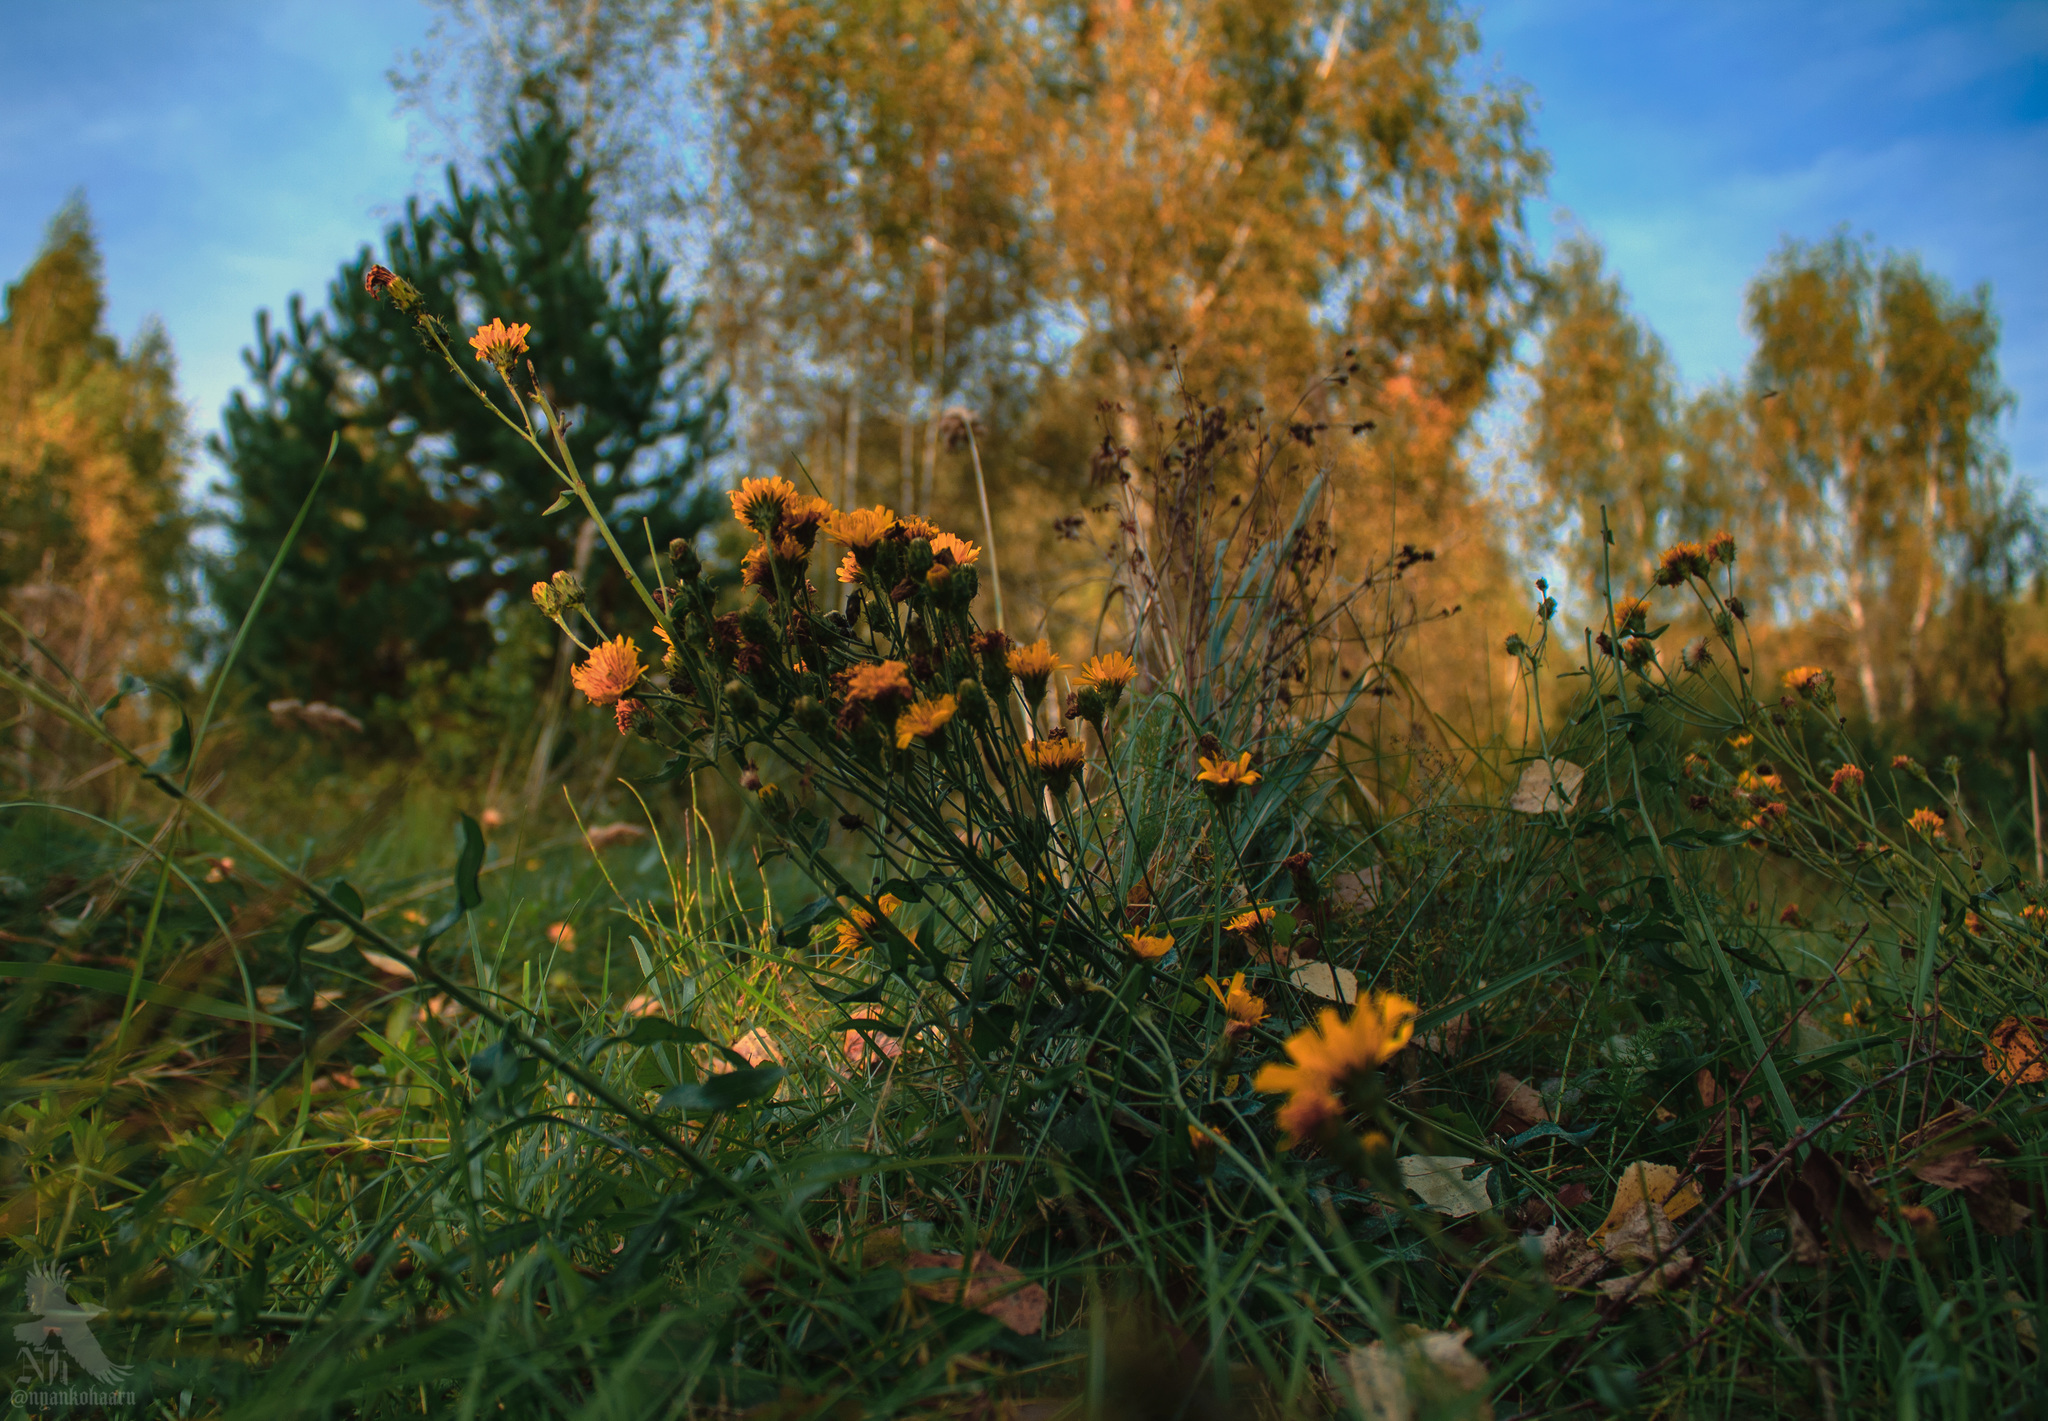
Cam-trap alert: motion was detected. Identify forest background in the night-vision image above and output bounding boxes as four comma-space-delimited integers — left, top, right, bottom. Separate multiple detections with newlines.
4, 0, 2041, 845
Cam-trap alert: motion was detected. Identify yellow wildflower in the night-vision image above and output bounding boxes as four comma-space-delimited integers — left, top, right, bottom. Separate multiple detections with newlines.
1225, 905, 1276, 935
1024, 729, 1087, 793
931, 530, 982, 566
1254, 993, 1419, 1148
1783, 666, 1831, 699
1204, 971, 1269, 1033
844, 660, 915, 705
1123, 931, 1175, 960
1613, 595, 1650, 633
1654, 540, 1710, 586
1908, 807, 1945, 839
835, 893, 905, 955
730, 476, 801, 533
570, 635, 645, 706
1076, 651, 1138, 696
828, 505, 896, 558
894, 694, 958, 750
1829, 764, 1865, 795
1197, 752, 1262, 799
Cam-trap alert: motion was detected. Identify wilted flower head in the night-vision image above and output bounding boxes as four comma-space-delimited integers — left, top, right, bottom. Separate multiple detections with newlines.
894, 694, 957, 750
730, 476, 802, 535
614, 697, 647, 736
570, 635, 645, 706
469, 318, 531, 368
1654, 540, 1711, 586
1783, 666, 1832, 699
1681, 637, 1712, 671
362, 263, 422, 310
1122, 931, 1175, 960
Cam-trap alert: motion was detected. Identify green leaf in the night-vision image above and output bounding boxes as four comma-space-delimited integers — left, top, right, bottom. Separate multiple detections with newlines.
149, 699, 193, 777
0, 961, 292, 1028
657, 1064, 784, 1112
543, 491, 574, 515
421, 813, 488, 948
623, 1017, 713, 1049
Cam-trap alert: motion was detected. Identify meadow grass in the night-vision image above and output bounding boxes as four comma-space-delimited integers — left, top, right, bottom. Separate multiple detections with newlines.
3, 310, 2045, 1419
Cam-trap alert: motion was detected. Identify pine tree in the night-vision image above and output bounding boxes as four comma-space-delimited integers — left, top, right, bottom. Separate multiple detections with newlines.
210, 109, 727, 716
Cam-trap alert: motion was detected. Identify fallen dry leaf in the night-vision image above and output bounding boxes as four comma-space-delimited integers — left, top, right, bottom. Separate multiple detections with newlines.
841, 1006, 903, 1066
1341, 1328, 1492, 1421
1508, 760, 1586, 814
1420, 1012, 1473, 1058
1912, 1147, 2001, 1192
1538, 1225, 1610, 1289
1492, 1073, 1548, 1135
1985, 1015, 2048, 1084
585, 822, 650, 851
1789, 1149, 1904, 1259
1290, 960, 1359, 1004
1596, 1252, 1699, 1302
1329, 866, 1382, 912
1591, 1163, 1702, 1244
1598, 1201, 1684, 1268
905, 1250, 1048, 1336
1397, 1156, 1494, 1218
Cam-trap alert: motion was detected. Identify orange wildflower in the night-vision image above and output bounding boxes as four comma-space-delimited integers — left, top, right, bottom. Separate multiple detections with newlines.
1122, 931, 1175, 960
1829, 764, 1865, 795
570, 635, 645, 706
1197, 752, 1262, 799
894, 695, 958, 750
1254, 993, 1419, 1148
468, 317, 531, 366
729, 476, 801, 533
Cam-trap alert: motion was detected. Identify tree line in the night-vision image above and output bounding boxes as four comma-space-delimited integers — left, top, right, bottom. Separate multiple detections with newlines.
2, 0, 2039, 784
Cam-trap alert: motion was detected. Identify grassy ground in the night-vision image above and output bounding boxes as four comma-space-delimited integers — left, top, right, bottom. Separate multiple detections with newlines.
5, 375, 2046, 1417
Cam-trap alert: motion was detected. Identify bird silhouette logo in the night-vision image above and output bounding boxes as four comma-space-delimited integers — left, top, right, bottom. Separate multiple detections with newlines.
14, 1264, 129, 1384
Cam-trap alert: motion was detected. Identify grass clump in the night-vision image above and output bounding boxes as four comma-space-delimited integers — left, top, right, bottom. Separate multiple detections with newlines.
2, 296, 2044, 1418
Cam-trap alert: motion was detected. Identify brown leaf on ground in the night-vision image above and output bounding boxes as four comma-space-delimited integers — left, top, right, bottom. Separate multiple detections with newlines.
1420, 1012, 1472, 1058
1696, 1069, 1722, 1109
584, 822, 649, 851
1791, 1149, 1903, 1259
906, 1250, 1048, 1335
1341, 1327, 1492, 1421
1556, 1182, 1591, 1210
1963, 1180, 2034, 1237
1508, 759, 1586, 814
1985, 1015, 2048, 1084
1329, 866, 1382, 912
1492, 1073, 1548, 1135
1538, 1225, 1611, 1289
1912, 1147, 2002, 1192
1598, 1201, 1685, 1268
1596, 1252, 1700, 1302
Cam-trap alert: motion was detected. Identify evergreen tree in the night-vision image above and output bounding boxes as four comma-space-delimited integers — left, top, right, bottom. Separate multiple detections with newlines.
210, 109, 727, 714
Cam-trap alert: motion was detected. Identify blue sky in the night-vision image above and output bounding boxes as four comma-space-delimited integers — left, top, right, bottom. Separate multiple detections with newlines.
4, 0, 2044, 488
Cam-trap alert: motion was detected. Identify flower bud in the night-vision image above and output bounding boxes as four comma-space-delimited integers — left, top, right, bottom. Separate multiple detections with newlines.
955, 677, 990, 724
531, 580, 562, 618
906, 538, 935, 579
794, 695, 831, 738
668, 537, 702, 582
723, 679, 758, 721
550, 570, 585, 612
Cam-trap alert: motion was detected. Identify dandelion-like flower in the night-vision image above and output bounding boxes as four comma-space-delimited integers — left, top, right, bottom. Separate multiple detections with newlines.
1783, 666, 1831, 699
1681, 637, 1712, 672
1254, 993, 1418, 1148
894, 694, 957, 750
2023, 904, 2047, 929
1076, 651, 1139, 706
1197, 751, 1262, 801
1225, 905, 1276, 935
1123, 931, 1175, 960
844, 660, 915, 706
614, 697, 646, 736
1829, 764, 1865, 796
931, 531, 982, 567
1908, 807, 1945, 839
1706, 530, 1737, 564
1007, 639, 1069, 706
835, 893, 905, 955
570, 635, 645, 706
1654, 540, 1711, 587
1613, 596, 1650, 633
1204, 971, 1269, 1037
469, 317, 531, 367
730, 476, 801, 534
827, 505, 897, 557
1024, 728, 1088, 794
835, 552, 864, 585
